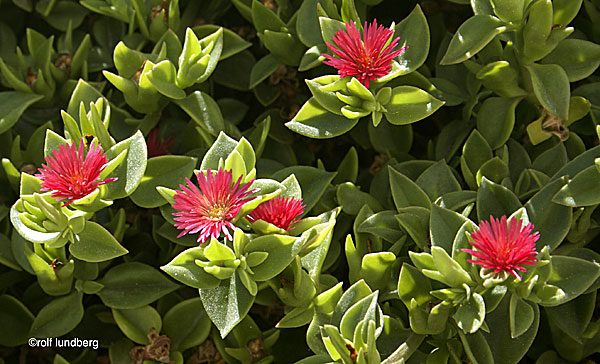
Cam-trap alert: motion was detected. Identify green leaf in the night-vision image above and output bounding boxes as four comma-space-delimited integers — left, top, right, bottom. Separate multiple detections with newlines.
296, 0, 323, 47
305, 75, 346, 115
199, 271, 255, 338
476, 61, 527, 98
483, 293, 540, 364
476, 157, 509, 186
0, 92, 44, 134
263, 30, 305, 66
552, 0, 582, 25
551, 145, 600, 180
174, 91, 225, 137
476, 97, 520, 149
398, 263, 433, 308
10, 202, 61, 245
532, 143, 568, 177
69, 222, 128, 262
300, 217, 338, 281
368, 121, 413, 160
545, 292, 595, 341
333, 147, 359, 184
98, 262, 180, 309
534, 351, 569, 364
340, 0, 360, 24
454, 292, 485, 334
395, 5, 430, 74
389, 166, 431, 210
29, 291, 84, 338
440, 15, 505, 65
336, 182, 383, 215
360, 251, 397, 290
461, 129, 493, 189
459, 331, 494, 364
193, 25, 252, 60
146, 60, 186, 99
0, 232, 21, 272
451, 220, 478, 270
396, 207, 430, 249
437, 191, 477, 212
0, 294, 34, 346
553, 164, 600, 207
525, 178, 571, 251
384, 86, 444, 125
213, 50, 255, 90
319, 17, 346, 47
277, 306, 314, 328
477, 177, 522, 221
299, 44, 328, 71
42, 1, 89, 32
200, 132, 237, 171
130, 155, 197, 208
249, 54, 281, 89
161, 247, 221, 289
113, 305, 161, 344
111, 41, 146, 78
177, 27, 223, 87
102, 131, 147, 200
545, 255, 600, 306
509, 294, 534, 338
416, 160, 462, 201
286, 98, 359, 138
331, 280, 373, 327
431, 246, 474, 287
252, 0, 286, 33
542, 39, 600, 82
339, 292, 382, 341
245, 235, 298, 282
490, 0, 524, 22
358, 211, 403, 243
430, 204, 470, 254
272, 166, 336, 214
526, 63, 570, 120
163, 298, 212, 351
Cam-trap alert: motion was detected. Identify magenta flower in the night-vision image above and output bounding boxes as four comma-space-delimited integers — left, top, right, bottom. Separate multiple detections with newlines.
172, 168, 256, 243
147, 128, 175, 158
36, 140, 117, 206
247, 196, 305, 230
322, 19, 407, 87
462, 216, 539, 280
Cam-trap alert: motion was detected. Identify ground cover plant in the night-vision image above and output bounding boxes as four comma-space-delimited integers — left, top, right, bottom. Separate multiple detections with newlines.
1, 0, 600, 363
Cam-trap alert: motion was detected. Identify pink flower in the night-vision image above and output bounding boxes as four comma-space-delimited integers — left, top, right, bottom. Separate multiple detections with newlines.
322, 19, 407, 87
462, 216, 539, 280
247, 196, 305, 230
172, 168, 256, 243
147, 128, 175, 158
36, 140, 117, 206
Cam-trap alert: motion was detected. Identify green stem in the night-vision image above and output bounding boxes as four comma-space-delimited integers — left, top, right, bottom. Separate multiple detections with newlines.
381, 333, 425, 364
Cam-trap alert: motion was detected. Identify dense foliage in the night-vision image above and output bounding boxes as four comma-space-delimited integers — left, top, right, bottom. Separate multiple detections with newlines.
1, 0, 600, 363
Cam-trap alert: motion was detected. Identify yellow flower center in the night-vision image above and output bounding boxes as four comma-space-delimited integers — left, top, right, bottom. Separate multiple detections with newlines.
207, 205, 228, 220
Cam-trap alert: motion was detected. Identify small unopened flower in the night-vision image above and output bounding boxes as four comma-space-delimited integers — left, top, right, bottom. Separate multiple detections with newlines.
247, 196, 305, 230
322, 19, 407, 87
172, 168, 256, 243
36, 140, 116, 206
147, 128, 175, 158
462, 215, 539, 280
